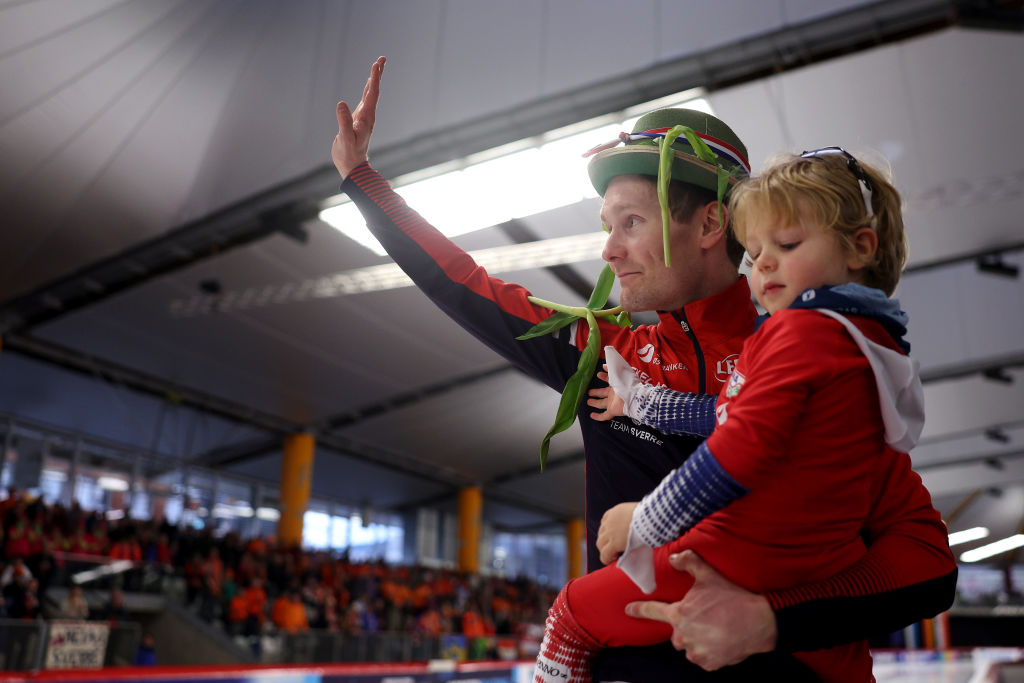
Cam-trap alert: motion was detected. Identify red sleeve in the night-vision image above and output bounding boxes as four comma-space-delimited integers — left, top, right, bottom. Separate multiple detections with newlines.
705, 310, 842, 488
766, 450, 957, 650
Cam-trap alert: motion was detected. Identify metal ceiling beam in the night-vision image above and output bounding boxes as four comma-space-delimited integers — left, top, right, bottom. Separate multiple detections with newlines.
955, 0, 1024, 31
0, 0, 964, 335
916, 447, 1024, 471
919, 351, 1024, 384
904, 241, 1024, 275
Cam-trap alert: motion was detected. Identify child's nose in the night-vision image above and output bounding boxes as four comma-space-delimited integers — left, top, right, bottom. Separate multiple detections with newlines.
757, 252, 776, 272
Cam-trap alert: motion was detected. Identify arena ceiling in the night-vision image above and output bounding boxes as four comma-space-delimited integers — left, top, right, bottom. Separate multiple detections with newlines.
1, 0, 1023, 563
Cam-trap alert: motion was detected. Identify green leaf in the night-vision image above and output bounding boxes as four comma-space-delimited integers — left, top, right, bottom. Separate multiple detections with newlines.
679, 127, 718, 166
615, 310, 632, 328
716, 167, 731, 231
538, 311, 602, 469
586, 263, 615, 310
515, 310, 579, 340
657, 133, 677, 267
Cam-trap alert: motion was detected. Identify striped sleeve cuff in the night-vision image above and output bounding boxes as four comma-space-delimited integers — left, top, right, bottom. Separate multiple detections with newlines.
631, 386, 716, 438
631, 441, 748, 548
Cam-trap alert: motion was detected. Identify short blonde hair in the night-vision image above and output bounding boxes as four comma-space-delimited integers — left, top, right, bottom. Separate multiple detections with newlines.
729, 150, 907, 295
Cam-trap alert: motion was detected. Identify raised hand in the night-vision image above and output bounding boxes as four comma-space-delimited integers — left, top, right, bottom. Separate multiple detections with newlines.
624, 549, 777, 670
332, 56, 386, 179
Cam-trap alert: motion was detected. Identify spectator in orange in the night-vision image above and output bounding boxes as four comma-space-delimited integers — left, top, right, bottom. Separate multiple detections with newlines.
462, 601, 487, 639
243, 578, 267, 637
411, 581, 430, 611
417, 603, 443, 638
227, 590, 248, 636
108, 535, 142, 562
108, 532, 143, 590
271, 590, 289, 625
272, 589, 309, 634
200, 548, 224, 621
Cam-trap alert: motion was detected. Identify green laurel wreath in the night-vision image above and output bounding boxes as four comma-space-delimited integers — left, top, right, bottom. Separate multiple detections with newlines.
515, 263, 631, 469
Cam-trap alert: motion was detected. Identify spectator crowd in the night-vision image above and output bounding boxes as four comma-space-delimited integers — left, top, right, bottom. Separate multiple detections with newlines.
1, 486, 554, 655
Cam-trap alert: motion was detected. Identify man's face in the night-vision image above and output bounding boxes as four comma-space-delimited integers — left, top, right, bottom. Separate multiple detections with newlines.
600, 175, 705, 312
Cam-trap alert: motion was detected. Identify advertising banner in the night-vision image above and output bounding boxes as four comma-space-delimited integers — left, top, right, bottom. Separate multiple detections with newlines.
44, 621, 110, 670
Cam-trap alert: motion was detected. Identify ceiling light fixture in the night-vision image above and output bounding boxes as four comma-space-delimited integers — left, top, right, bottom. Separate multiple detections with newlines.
256, 507, 280, 521
947, 526, 990, 547
97, 476, 129, 491
959, 533, 1024, 562
169, 232, 607, 315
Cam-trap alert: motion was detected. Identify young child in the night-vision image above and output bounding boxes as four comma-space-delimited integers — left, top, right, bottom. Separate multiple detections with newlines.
532, 148, 951, 682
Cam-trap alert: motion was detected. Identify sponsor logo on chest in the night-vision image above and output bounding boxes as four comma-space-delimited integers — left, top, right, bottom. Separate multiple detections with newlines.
715, 354, 740, 382
725, 369, 746, 398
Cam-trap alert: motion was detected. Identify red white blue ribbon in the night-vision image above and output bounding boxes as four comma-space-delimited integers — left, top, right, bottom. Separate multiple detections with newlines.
584, 127, 751, 177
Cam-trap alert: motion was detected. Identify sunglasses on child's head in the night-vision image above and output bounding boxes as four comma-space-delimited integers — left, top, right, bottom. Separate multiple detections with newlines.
800, 147, 874, 225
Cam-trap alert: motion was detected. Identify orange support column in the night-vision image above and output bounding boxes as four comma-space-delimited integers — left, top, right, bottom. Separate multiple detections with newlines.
457, 486, 482, 573
277, 433, 315, 548
567, 518, 585, 579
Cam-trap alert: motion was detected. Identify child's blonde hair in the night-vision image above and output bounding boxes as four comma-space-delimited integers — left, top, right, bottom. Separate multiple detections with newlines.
729, 149, 907, 295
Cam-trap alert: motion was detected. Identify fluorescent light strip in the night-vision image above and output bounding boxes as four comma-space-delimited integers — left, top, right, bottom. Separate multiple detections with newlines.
256, 506, 280, 521
959, 534, 1024, 563
948, 526, 990, 547
97, 476, 129, 491
169, 232, 607, 315
71, 559, 134, 585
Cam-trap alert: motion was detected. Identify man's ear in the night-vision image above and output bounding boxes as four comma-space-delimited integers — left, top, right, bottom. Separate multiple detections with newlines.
699, 201, 728, 249
847, 227, 878, 271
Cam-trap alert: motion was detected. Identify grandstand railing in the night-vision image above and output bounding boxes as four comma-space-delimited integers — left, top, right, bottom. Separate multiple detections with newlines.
0, 619, 46, 671
248, 630, 528, 665
259, 631, 442, 663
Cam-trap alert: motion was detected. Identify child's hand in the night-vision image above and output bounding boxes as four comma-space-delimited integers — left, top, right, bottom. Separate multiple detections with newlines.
588, 366, 625, 421
597, 501, 638, 565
